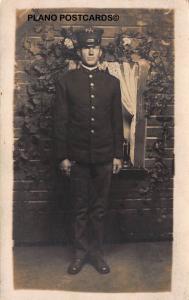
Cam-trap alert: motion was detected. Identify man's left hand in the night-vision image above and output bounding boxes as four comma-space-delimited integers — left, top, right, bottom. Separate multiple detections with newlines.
113, 158, 122, 174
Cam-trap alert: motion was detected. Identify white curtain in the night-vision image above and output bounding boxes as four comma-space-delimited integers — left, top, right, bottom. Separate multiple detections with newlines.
106, 62, 138, 164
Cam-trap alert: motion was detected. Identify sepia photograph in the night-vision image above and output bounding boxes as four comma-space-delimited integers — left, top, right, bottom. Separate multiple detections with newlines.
12, 7, 174, 292
0, 1, 189, 299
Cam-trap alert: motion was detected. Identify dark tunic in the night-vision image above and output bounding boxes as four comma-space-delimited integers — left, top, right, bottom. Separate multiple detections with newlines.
54, 66, 124, 164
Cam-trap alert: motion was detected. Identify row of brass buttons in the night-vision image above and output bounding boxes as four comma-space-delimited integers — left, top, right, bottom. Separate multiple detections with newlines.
89, 73, 95, 134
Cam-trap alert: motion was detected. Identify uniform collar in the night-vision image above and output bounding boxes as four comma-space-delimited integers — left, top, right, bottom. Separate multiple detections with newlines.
80, 64, 99, 74
81, 64, 98, 71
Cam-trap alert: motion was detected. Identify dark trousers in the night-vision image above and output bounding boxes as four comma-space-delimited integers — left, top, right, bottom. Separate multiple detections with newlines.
70, 161, 112, 259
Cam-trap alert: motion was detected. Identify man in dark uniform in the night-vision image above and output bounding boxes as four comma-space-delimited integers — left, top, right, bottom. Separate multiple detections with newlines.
54, 27, 124, 274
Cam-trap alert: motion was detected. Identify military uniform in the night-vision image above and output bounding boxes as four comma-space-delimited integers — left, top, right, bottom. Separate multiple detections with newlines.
54, 27, 124, 273
54, 66, 123, 163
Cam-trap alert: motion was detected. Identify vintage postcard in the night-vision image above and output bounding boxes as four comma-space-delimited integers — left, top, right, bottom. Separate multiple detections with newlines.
0, 0, 189, 299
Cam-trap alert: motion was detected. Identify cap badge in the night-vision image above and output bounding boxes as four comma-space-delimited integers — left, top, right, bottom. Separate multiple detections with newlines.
85, 28, 94, 33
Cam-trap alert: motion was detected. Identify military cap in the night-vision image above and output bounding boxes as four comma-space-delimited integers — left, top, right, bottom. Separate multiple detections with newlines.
76, 27, 104, 48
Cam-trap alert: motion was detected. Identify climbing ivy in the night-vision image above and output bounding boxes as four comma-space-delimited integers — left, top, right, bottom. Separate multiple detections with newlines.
14, 25, 173, 191
104, 30, 174, 194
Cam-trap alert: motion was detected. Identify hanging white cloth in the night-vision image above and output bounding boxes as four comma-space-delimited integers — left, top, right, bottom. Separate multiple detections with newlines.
106, 62, 139, 164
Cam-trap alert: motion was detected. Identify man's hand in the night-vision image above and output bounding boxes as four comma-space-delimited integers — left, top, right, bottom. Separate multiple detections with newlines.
113, 158, 122, 174
59, 159, 72, 176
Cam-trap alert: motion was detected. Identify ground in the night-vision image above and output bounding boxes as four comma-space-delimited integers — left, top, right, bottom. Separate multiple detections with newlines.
13, 241, 172, 293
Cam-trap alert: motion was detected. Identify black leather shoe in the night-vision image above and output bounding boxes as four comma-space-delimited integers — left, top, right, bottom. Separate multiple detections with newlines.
67, 258, 85, 275
90, 255, 110, 274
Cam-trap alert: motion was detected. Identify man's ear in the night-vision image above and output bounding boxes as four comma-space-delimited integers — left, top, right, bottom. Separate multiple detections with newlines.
99, 48, 102, 57
99, 48, 104, 63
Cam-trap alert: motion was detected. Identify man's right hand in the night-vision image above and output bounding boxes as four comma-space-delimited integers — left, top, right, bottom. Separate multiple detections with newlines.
59, 159, 72, 176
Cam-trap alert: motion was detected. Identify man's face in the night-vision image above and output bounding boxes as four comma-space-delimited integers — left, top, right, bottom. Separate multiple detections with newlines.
79, 46, 102, 67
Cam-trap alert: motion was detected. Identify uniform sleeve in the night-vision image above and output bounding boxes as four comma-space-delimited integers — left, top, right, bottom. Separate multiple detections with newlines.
112, 79, 124, 159
54, 77, 69, 162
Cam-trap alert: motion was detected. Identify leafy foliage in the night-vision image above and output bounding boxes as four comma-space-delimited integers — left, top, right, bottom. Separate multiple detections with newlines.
15, 25, 173, 191
105, 30, 174, 193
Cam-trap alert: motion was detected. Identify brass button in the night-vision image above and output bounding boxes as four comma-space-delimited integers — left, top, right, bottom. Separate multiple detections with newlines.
89, 74, 93, 78
91, 94, 95, 98
90, 82, 94, 87
91, 129, 94, 134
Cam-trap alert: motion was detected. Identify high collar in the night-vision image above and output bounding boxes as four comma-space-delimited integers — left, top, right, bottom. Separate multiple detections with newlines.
80, 64, 99, 74
81, 63, 98, 71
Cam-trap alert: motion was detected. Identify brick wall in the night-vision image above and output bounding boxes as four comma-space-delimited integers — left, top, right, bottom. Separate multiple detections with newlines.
14, 8, 174, 245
